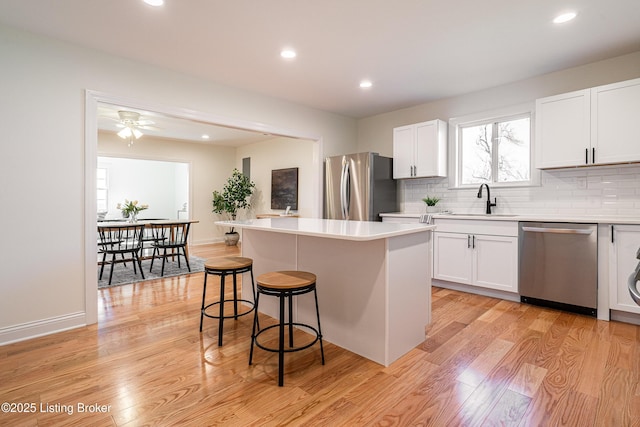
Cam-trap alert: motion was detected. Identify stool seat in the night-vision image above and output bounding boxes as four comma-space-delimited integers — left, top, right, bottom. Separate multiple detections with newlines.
257, 271, 316, 290
205, 256, 253, 271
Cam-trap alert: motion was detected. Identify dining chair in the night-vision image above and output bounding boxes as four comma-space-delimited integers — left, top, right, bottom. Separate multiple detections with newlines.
97, 224, 146, 286
148, 222, 192, 276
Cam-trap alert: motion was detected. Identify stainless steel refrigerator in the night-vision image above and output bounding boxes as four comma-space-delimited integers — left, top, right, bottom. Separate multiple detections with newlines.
324, 152, 398, 221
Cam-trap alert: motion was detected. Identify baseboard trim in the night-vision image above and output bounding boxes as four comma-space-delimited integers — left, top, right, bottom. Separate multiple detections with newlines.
0, 312, 86, 346
432, 279, 520, 302
610, 310, 640, 326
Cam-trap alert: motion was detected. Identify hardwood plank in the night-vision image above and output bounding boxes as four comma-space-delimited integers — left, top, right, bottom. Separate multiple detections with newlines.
1, 245, 640, 426
457, 338, 514, 388
508, 362, 547, 398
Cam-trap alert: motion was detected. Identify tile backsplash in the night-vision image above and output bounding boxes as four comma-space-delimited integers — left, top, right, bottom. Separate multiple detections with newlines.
400, 163, 640, 218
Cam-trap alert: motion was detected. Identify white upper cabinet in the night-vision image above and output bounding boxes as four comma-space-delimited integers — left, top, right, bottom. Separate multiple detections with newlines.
393, 119, 447, 179
535, 77, 640, 169
392, 125, 415, 179
535, 89, 591, 168
592, 78, 640, 165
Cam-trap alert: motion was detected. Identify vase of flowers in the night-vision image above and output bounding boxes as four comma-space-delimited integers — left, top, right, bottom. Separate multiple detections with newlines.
117, 199, 149, 222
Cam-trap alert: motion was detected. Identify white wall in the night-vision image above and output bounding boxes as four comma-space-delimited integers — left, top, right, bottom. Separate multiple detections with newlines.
236, 137, 317, 219
356, 51, 640, 216
0, 24, 357, 344
97, 156, 188, 221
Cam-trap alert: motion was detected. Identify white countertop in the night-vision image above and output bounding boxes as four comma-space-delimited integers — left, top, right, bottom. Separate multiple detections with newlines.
380, 212, 640, 225
216, 218, 435, 241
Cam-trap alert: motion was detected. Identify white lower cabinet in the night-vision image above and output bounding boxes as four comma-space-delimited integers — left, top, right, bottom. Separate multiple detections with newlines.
433, 219, 518, 294
609, 225, 640, 315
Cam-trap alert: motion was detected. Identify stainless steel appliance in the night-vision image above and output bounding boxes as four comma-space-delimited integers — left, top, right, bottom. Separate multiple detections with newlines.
324, 152, 397, 221
518, 222, 597, 316
629, 247, 640, 306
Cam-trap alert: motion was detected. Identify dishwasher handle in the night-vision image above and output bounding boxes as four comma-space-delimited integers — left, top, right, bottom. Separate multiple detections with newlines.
522, 226, 594, 235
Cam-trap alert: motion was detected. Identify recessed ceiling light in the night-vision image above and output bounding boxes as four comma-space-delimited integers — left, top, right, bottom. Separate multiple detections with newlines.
201, 134, 210, 140
359, 80, 373, 89
143, 0, 164, 6
553, 11, 577, 24
280, 49, 297, 59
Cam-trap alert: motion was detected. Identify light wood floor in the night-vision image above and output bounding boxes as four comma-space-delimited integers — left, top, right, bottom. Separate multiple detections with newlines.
1, 243, 639, 426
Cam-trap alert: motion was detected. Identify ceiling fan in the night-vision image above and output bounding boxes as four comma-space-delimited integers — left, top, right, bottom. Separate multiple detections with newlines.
114, 110, 157, 146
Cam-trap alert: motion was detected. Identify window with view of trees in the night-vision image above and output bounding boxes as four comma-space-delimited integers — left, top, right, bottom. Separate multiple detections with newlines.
458, 114, 531, 186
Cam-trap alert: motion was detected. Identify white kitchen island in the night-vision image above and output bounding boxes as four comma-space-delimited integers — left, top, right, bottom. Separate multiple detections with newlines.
216, 217, 435, 366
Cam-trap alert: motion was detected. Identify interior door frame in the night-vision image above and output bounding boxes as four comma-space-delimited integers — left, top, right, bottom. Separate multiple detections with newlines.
84, 90, 323, 325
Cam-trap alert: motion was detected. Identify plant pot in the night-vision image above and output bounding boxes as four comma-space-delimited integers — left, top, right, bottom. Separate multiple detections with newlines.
425, 206, 438, 213
224, 232, 240, 246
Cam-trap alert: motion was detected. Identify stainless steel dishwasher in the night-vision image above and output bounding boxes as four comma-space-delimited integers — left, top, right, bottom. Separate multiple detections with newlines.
519, 222, 597, 316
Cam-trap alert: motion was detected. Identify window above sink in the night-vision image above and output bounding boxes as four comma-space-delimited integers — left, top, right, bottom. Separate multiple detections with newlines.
449, 103, 540, 189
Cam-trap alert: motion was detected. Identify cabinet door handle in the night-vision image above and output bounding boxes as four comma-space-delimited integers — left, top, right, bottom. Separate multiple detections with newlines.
467, 235, 471, 248
592, 147, 595, 164
472, 235, 476, 249
611, 225, 614, 243
585, 148, 588, 164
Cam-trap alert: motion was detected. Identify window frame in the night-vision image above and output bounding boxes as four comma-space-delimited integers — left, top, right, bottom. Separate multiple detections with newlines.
96, 167, 109, 213
448, 103, 538, 189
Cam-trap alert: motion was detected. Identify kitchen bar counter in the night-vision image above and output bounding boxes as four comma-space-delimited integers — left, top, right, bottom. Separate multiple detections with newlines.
380, 212, 640, 224
216, 217, 434, 240
218, 217, 434, 366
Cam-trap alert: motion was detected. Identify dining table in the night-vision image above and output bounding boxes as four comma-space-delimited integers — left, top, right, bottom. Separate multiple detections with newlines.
98, 219, 199, 258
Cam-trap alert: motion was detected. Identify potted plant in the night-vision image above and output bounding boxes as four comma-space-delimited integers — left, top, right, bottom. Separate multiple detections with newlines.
422, 196, 440, 213
212, 169, 256, 245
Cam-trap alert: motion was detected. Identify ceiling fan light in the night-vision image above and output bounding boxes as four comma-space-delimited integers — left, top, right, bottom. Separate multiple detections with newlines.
117, 127, 132, 139
132, 128, 143, 139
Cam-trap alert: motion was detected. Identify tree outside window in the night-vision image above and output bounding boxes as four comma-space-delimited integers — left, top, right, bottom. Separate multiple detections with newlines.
459, 115, 530, 185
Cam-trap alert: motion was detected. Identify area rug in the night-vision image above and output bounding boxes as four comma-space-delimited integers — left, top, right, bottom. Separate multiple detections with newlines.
98, 256, 205, 288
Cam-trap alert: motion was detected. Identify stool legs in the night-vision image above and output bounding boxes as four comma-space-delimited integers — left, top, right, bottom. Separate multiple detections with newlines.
201, 263, 257, 346
288, 292, 294, 347
218, 273, 225, 346
249, 291, 260, 365
199, 272, 208, 332
314, 288, 325, 365
249, 283, 325, 387
278, 292, 286, 386
232, 271, 239, 319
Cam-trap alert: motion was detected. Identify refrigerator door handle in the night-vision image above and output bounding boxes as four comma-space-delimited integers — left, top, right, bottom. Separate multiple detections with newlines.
344, 161, 351, 218
340, 160, 350, 219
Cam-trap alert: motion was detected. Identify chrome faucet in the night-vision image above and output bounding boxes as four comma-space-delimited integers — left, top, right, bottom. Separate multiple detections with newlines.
477, 183, 497, 214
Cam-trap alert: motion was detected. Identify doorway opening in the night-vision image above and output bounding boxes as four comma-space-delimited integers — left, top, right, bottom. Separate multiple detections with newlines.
85, 90, 323, 325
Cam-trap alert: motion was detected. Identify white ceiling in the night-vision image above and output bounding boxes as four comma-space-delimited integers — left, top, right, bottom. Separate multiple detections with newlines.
1, 0, 639, 133
96, 103, 275, 146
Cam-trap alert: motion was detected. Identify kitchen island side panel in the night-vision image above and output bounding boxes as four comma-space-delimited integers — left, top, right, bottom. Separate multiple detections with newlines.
386, 231, 431, 363
240, 229, 298, 318
297, 235, 388, 364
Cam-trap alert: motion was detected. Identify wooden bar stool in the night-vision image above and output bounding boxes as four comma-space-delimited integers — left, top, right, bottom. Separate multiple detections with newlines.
200, 256, 257, 346
249, 270, 325, 386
